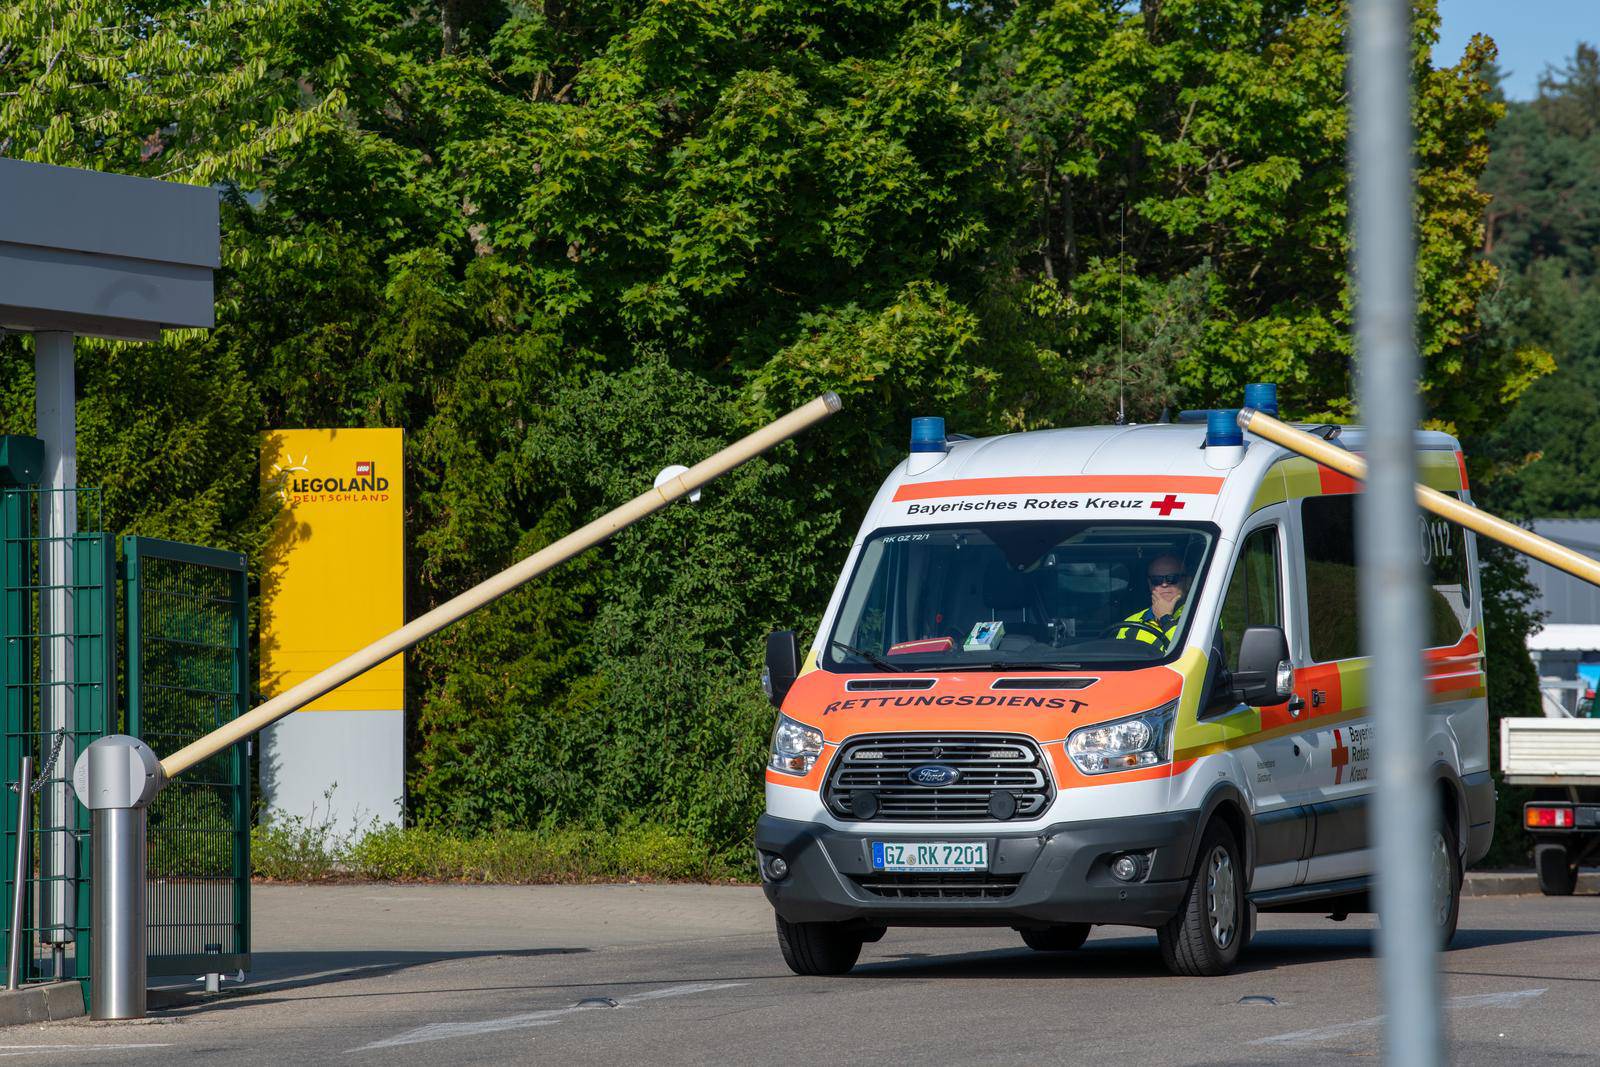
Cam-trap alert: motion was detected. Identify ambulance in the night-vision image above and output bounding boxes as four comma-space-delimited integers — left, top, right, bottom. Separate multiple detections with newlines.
756, 384, 1492, 977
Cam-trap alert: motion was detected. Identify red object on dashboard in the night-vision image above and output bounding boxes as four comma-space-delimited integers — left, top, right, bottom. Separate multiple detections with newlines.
887, 637, 955, 656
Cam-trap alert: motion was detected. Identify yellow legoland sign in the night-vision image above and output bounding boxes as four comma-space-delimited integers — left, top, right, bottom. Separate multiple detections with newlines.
260, 428, 404, 712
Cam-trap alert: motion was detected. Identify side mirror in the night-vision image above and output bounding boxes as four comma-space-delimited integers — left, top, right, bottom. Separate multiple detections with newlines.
1203, 639, 1235, 715
763, 630, 800, 709
1232, 626, 1294, 707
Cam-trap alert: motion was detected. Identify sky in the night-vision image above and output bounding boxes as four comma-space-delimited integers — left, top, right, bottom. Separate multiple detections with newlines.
1433, 0, 1596, 100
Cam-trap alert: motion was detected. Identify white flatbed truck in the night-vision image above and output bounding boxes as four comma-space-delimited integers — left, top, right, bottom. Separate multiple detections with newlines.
1500, 714, 1600, 894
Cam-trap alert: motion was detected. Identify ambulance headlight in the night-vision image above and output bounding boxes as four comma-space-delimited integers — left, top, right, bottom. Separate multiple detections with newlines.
769, 715, 825, 776
1066, 701, 1177, 775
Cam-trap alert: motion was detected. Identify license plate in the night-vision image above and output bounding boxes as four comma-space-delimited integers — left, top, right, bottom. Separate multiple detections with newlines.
871, 841, 988, 872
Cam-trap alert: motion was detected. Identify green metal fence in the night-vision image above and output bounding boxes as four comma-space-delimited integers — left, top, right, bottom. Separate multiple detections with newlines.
0, 487, 115, 986
124, 537, 251, 979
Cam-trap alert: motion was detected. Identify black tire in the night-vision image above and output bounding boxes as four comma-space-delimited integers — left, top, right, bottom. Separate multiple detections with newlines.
775, 916, 864, 976
1020, 924, 1091, 952
1432, 820, 1463, 947
1535, 842, 1577, 897
1158, 822, 1245, 977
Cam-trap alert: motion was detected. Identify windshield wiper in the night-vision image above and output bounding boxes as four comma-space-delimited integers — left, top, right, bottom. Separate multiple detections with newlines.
931, 661, 1084, 672
829, 640, 896, 672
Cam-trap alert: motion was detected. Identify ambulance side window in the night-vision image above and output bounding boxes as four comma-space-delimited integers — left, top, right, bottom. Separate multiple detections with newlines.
1302, 494, 1472, 660
1301, 495, 1361, 662
1217, 526, 1282, 672
1420, 509, 1472, 647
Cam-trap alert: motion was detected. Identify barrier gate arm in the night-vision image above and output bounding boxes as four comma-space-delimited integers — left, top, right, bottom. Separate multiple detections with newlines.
74, 392, 842, 1020
1240, 408, 1600, 587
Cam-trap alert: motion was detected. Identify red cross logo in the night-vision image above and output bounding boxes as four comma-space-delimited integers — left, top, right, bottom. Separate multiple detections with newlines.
1150, 494, 1185, 516
1331, 729, 1350, 785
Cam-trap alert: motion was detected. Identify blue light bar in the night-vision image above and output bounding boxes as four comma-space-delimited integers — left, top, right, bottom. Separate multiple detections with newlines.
1243, 382, 1279, 417
910, 416, 948, 453
1207, 408, 1243, 447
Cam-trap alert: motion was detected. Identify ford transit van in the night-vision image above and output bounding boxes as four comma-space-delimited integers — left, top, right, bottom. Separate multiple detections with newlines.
756, 390, 1491, 977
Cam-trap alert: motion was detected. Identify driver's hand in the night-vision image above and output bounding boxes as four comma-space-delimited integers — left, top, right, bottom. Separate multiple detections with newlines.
1152, 585, 1182, 618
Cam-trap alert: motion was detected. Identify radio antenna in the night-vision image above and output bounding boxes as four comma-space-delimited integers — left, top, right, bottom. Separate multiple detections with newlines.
1117, 205, 1127, 425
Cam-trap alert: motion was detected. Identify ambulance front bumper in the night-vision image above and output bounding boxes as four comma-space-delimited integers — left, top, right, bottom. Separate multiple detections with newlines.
756, 812, 1197, 929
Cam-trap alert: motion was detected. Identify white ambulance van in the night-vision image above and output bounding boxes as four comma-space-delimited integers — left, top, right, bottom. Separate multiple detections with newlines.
756, 385, 1492, 977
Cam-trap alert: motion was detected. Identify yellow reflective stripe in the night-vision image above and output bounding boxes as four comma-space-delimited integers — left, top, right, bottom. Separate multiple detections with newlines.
800, 647, 819, 675
1118, 609, 1179, 644
1418, 451, 1461, 492
1250, 451, 1461, 514
1173, 704, 1367, 763
1281, 457, 1323, 499
1336, 657, 1368, 711
1250, 464, 1289, 511
1170, 646, 1262, 757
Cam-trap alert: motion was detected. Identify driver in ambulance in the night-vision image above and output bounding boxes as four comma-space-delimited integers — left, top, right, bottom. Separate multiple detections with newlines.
1115, 554, 1190, 648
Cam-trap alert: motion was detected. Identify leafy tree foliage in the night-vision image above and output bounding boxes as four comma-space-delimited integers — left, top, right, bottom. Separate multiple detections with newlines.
1477, 44, 1600, 518
0, 1, 1536, 853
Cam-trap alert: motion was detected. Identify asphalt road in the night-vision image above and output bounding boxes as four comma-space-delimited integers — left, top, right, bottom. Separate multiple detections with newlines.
6, 884, 1600, 1065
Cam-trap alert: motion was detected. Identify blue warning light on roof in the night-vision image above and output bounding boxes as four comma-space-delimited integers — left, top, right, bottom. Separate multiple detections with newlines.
1244, 382, 1279, 417
910, 416, 948, 453
1207, 408, 1243, 448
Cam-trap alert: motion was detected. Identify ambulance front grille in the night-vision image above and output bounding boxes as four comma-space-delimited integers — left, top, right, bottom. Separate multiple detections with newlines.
824, 733, 1054, 822
850, 872, 1023, 900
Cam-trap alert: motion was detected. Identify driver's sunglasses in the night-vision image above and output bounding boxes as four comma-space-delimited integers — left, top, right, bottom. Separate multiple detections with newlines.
1147, 572, 1187, 588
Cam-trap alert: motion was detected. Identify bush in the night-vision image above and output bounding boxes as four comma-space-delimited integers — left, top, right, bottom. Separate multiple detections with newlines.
251, 819, 751, 884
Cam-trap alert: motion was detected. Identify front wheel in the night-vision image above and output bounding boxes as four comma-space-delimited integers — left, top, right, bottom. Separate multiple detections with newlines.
1020, 924, 1091, 952
775, 916, 864, 976
1158, 823, 1245, 976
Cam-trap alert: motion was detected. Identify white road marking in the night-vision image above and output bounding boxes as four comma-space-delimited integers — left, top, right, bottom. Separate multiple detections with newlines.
348, 980, 746, 1052
0, 1045, 171, 1057
1252, 988, 1547, 1047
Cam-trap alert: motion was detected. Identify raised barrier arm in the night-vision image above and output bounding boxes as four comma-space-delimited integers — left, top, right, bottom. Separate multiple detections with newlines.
1239, 407, 1600, 588
159, 392, 843, 780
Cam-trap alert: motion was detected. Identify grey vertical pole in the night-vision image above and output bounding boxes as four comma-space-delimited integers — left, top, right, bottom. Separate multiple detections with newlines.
73, 735, 162, 1021
7, 756, 31, 990
33, 332, 76, 964
90, 807, 146, 1019
1350, 1, 1442, 1064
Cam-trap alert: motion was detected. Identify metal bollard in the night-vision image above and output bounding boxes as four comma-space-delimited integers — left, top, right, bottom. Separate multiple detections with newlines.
71, 736, 163, 1020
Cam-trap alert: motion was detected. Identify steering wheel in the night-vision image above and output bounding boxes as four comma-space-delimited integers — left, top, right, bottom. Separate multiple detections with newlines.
1098, 619, 1171, 648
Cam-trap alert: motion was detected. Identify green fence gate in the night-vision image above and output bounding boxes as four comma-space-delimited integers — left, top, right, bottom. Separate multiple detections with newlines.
124, 536, 251, 979
0, 487, 116, 985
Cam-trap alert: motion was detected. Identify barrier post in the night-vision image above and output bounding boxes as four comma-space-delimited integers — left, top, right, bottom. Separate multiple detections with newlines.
74, 736, 161, 1020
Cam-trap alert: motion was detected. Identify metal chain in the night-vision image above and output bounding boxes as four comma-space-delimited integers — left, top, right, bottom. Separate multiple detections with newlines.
8, 730, 66, 795
32, 729, 66, 794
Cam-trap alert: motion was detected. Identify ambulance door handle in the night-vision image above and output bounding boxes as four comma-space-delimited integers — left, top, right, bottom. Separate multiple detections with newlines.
1288, 694, 1305, 718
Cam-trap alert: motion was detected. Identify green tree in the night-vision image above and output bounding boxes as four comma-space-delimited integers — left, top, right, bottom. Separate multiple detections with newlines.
0, 0, 1539, 857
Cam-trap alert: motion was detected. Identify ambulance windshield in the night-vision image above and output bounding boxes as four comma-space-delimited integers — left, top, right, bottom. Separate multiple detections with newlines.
824, 522, 1216, 671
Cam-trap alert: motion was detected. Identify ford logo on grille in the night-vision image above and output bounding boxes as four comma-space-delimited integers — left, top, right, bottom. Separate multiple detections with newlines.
908, 764, 960, 787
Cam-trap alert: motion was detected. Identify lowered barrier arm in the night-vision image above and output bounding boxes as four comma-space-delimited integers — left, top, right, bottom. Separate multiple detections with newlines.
1239, 408, 1600, 587
74, 393, 843, 1020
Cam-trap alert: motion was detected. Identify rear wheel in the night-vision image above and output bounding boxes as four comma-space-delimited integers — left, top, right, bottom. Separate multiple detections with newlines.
1020, 924, 1091, 952
775, 916, 864, 976
1432, 821, 1463, 947
1158, 822, 1245, 976
1535, 842, 1577, 897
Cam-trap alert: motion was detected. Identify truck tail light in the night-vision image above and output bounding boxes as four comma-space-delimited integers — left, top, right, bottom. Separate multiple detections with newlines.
1526, 805, 1575, 829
